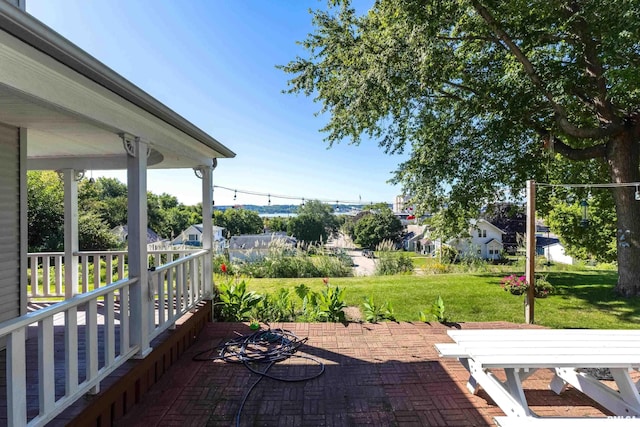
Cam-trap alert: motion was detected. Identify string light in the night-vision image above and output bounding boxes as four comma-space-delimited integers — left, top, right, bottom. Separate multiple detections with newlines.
233, 190, 237, 201
635, 185, 640, 201
212, 185, 387, 206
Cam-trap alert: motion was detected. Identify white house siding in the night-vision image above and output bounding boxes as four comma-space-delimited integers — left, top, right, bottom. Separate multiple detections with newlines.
0, 122, 20, 324
544, 243, 574, 265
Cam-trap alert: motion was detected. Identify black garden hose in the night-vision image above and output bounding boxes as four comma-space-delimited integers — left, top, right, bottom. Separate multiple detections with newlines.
193, 328, 325, 426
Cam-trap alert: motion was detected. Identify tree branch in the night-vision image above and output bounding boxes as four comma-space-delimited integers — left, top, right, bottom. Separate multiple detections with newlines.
544, 134, 606, 160
563, 1, 617, 123
471, 1, 622, 139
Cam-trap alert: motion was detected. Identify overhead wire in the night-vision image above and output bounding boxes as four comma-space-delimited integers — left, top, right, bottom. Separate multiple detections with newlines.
213, 184, 386, 205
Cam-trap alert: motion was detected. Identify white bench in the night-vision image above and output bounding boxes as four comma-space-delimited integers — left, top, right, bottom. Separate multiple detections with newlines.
436, 329, 640, 421
494, 416, 640, 426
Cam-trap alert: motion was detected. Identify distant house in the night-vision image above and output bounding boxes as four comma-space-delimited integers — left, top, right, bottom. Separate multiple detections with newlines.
537, 236, 574, 265
228, 233, 296, 261
403, 225, 428, 252
434, 219, 505, 260
111, 225, 168, 250
171, 224, 226, 248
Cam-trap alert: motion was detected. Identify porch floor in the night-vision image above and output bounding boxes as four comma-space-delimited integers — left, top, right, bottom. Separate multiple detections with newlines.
111, 321, 614, 427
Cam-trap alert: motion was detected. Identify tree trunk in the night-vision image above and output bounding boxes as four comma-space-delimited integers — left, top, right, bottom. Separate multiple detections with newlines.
606, 129, 640, 296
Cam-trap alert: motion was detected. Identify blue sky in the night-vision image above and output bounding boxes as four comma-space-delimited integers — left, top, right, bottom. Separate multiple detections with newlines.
26, 0, 408, 207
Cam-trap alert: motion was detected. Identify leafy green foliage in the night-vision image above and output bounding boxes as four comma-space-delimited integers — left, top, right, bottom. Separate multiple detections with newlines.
255, 288, 296, 322
213, 208, 263, 237
294, 282, 347, 322
28, 172, 203, 250
215, 279, 263, 321
374, 242, 414, 275
281, 0, 640, 294
362, 295, 396, 323
233, 243, 353, 278
27, 171, 64, 252
315, 285, 347, 322
245, 268, 640, 328
287, 214, 327, 245
352, 209, 403, 249
419, 296, 446, 323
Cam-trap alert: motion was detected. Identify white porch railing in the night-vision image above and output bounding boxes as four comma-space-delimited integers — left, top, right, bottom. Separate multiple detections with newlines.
3, 249, 211, 427
27, 249, 201, 299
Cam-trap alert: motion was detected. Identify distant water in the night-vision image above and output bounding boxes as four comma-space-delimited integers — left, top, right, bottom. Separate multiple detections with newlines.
259, 213, 298, 218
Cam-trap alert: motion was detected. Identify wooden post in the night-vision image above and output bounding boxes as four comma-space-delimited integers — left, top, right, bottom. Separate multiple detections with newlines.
525, 179, 536, 324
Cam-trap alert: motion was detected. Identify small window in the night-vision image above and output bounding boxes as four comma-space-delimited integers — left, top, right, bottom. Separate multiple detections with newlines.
188, 234, 198, 241
478, 229, 487, 238
477, 249, 481, 254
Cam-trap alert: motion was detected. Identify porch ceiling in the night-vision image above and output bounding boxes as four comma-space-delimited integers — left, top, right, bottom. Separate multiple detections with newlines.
0, 3, 235, 171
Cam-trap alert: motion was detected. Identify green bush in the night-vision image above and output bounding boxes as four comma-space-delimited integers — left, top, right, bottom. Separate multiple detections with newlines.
215, 278, 262, 321
375, 250, 414, 276
232, 244, 353, 278
362, 296, 396, 323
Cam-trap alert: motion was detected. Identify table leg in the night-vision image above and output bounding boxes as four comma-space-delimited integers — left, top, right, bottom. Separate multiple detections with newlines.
555, 367, 640, 417
467, 359, 531, 417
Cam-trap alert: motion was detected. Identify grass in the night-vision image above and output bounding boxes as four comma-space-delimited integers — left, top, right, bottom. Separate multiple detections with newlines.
224, 268, 640, 329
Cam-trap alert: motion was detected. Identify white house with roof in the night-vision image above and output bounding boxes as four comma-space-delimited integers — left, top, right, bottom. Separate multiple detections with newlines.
171, 224, 226, 248
433, 219, 505, 260
111, 225, 169, 250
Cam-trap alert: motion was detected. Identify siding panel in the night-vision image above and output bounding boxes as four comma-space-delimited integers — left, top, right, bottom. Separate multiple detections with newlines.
0, 122, 20, 322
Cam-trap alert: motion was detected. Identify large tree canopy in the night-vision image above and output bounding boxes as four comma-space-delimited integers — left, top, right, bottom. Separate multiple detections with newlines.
282, 0, 640, 295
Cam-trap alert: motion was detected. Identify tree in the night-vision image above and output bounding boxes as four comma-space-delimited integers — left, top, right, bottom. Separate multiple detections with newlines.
213, 209, 263, 237
297, 200, 339, 235
27, 171, 64, 251
282, 0, 640, 295
78, 212, 121, 250
352, 210, 403, 249
287, 215, 327, 245
264, 216, 289, 233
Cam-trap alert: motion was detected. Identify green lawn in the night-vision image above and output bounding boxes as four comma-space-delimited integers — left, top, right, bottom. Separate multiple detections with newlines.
227, 269, 640, 329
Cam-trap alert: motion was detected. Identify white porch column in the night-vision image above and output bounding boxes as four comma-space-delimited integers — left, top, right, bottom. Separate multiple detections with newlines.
124, 135, 151, 357
200, 164, 214, 299
62, 169, 80, 299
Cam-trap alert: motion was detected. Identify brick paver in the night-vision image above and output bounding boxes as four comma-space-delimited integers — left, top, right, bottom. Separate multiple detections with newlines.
115, 321, 613, 426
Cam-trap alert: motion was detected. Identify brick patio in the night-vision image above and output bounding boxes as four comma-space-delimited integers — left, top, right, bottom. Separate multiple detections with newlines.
114, 321, 612, 426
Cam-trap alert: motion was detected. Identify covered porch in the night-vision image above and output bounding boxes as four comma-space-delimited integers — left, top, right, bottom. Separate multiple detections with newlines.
0, 1, 234, 425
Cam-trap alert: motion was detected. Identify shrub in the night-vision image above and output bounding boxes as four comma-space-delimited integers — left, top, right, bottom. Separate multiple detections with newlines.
419, 295, 447, 322
374, 242, 414, 276
362, 296, 396, 323
215, 278, 262, 321
294, 280, 347, 322
255, 288, 296, 322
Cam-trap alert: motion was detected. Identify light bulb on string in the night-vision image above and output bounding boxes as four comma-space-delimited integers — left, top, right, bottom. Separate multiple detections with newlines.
233, 190, 237, 201
301, 198, 305, 207
635, 184, 640, 201
268, 194, 271, 206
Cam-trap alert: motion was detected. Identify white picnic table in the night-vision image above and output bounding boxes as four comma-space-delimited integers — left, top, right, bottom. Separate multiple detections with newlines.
435, 329, 640, 425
